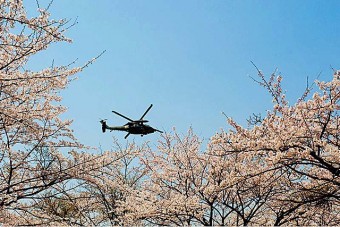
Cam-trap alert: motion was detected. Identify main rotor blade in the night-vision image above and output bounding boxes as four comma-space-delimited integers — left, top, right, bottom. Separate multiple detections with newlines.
140, 104, 153, 120
112, 111, 134, 122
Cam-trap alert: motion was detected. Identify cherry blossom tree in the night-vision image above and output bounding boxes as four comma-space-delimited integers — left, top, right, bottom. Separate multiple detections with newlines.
8, 146, 142, 226
208, 69, 340, 225
58, 140, 148, 226
1, 0, 339, 225
0, 0, 106, 224
119, 70, 339, 226
118, 129, 277, 225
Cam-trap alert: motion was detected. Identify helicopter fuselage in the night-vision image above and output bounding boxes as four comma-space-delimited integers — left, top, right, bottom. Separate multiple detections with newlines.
100, 104, 162, 139
102, 121, 158, 136
110, 123, 156, 135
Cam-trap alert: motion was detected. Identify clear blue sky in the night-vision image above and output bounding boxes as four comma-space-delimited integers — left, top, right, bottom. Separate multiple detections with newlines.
26, 0, 340, 150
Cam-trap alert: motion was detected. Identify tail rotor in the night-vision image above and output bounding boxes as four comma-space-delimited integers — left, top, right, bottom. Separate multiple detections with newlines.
99, 119, 107, 133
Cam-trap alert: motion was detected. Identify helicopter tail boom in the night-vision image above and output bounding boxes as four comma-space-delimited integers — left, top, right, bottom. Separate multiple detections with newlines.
100, 120, 129, 133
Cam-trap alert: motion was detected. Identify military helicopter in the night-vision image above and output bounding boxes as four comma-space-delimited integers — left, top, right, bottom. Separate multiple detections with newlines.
100, 104, 163, 139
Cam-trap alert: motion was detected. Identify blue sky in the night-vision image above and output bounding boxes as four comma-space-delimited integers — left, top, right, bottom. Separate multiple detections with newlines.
27, 1, 340, 150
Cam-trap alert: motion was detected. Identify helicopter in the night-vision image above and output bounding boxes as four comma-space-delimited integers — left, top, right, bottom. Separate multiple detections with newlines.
100, 104, 163, 139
